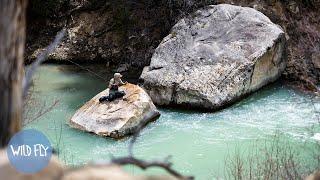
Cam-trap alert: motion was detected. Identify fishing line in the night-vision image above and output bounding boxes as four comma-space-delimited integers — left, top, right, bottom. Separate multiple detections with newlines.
65, 59, 108, 82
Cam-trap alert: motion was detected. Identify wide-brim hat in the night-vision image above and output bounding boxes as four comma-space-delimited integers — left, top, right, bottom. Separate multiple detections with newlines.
114, 73, 122, 78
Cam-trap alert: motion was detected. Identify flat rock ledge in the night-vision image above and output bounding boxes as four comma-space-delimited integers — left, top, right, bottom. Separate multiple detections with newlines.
69, 83, 160, 138
140, 4, 286, 110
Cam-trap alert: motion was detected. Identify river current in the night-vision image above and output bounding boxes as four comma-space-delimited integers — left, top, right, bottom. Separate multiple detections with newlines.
27, 64, 320, 179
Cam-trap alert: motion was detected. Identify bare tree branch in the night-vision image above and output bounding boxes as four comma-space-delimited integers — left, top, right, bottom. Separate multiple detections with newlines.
128, 119, 144, 157
111, 156, 194, 180
81, 114, 194, 179
110, 116, 194, 179
23, 29, 66, 98
23, 99, 59, 126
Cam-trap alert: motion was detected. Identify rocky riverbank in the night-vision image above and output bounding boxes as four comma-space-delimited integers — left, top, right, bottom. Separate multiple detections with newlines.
26, 0, 319, 92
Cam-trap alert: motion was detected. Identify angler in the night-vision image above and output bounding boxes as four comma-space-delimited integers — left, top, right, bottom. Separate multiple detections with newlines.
99, 73, 127, 102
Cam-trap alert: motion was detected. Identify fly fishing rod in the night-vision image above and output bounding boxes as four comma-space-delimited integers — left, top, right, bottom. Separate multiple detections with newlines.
65, 59, 108, 82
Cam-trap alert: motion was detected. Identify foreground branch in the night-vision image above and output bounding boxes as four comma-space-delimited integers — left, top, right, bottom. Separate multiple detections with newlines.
23, 99, 59, 126
112, 114, 194, 179
82, 113, 193, 179
111, 156, 194, 180
23, 29, 66, 98
128, 114, 155, 156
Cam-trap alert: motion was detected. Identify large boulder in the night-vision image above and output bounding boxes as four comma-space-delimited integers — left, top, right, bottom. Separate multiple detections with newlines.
140, 4, 286, 110
69, 83, 160, 138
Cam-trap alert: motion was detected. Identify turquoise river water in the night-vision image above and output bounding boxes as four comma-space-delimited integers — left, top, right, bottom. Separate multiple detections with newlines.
26, 64, 320, 179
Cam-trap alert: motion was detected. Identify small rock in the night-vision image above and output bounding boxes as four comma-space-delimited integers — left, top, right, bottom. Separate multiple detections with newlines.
98, 47, 103, 54
115, 63, 130, 72
312, 52, 320, 69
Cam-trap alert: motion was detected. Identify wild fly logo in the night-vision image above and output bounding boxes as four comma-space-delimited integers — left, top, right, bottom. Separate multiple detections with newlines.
6, 129, 52, 174
10, 144, 49, 157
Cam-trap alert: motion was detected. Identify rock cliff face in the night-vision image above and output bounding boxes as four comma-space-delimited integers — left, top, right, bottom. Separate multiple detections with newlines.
140, 4, 286, 110
26, 0, 319, 90
26, 0, 213, 67
69, 83, 160, 138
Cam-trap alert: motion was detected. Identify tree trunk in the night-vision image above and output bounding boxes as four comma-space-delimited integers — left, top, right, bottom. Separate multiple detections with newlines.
0, 0, 27, 147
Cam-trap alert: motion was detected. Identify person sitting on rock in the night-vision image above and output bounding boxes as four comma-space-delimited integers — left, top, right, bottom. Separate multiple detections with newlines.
99, 73, 127, 103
